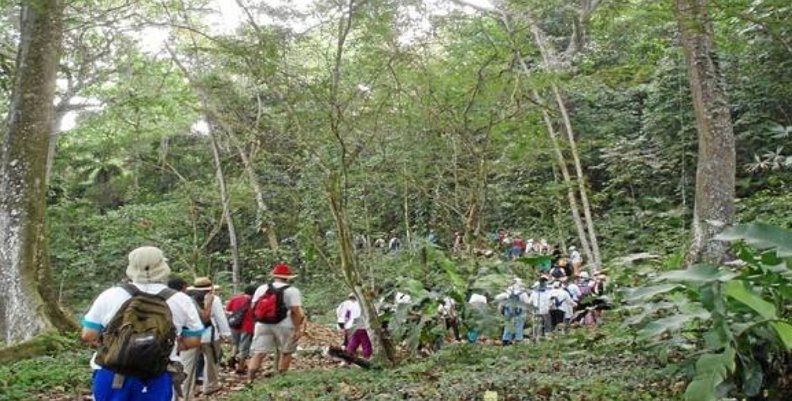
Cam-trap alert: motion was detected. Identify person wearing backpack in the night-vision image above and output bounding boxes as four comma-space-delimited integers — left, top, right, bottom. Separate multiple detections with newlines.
225, 285, 257, 374
80, 246, 205, 401
181, 277, 231, 399
494, 278, 530, 345
247, 263, 304, 382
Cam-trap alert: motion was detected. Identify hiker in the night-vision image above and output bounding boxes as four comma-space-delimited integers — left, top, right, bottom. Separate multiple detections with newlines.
343, 294, 372, 360
549, 281, 575, 330
335, 293, 358, 346
226, 285, 257, 374
510, 236, 526, 259
388, 234, 401, 252
539, 238, 549, 254
452, 231, 464, 253
247, 263, 305, 381
437, 296, 461, 342
182, 277, 231, 398
495, 278, 530, 345
528, 277, 553, 338
549, 260, 568, 280
465, 292, 488, 343
569, 246, 583, 275
80, 246, 205, 401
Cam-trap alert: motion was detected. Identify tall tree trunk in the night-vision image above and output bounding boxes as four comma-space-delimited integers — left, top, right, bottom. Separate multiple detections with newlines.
208, 129, 240, 292
0, 0, 77, 344
675, 0, 736, 264
325, 176, 396, 366
538, 97, 593, 264
224, 129, 279, 250
551, 86, 601, 268
498, 7, 599, 267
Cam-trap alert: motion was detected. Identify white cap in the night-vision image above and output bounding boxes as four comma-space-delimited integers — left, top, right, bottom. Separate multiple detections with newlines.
569, 245, 576, 251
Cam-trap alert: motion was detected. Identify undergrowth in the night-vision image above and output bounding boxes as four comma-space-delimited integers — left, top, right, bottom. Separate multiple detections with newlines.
0, 345, 90, 401
229, 323, 683, 401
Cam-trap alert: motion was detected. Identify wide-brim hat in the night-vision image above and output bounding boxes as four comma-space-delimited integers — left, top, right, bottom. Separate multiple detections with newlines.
271, 263, 297, 279
126, 246, 171, 284
188, 276, 220, 291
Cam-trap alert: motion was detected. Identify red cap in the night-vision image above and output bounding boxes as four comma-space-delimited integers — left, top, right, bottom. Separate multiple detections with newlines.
271, 263, 296, 279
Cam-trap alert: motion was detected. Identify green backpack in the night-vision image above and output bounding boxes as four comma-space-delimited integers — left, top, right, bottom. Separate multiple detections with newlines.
95, 283, 177, 379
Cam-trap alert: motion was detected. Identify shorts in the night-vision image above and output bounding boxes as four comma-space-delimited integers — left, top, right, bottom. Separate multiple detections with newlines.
92, 368, 172, 401
251, 323, 297, 354
232, 330, 254, 359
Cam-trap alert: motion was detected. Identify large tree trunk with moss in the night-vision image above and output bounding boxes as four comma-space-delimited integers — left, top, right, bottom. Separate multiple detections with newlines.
675, 0, 736, 264
0, 0, 77, 344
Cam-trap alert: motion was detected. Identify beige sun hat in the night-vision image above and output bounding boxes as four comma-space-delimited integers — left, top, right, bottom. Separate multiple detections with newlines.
126, 246, 171, 284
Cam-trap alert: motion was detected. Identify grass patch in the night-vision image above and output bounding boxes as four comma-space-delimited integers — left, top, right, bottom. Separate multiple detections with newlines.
229, 324, 683, 401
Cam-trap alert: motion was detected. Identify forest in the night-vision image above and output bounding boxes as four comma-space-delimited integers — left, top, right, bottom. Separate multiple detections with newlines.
0, 0, 791, 400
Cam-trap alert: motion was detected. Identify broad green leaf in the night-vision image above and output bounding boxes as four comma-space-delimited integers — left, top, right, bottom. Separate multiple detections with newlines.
723, 280, 776, 319
770, 322, 792, 350
684, 348, 736, 401
657, 264, 738, 284
623, 284, 681, 303
639, 310, 710, 339
716, 222, 792, 257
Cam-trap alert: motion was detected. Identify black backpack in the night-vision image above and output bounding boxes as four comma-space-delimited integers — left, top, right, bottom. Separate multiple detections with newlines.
227, 298, 251, 329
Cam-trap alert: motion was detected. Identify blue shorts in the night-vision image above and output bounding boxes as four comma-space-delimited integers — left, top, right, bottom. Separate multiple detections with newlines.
92, 368, 173, 401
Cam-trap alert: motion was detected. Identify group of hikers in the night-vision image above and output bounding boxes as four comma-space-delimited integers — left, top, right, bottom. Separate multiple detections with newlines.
78, 231, 605, 400
80, 246, 304, 401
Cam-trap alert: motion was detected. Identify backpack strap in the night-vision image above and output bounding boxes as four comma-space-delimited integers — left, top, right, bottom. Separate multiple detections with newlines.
156, 287, 178, 301
120, 283, 141, 297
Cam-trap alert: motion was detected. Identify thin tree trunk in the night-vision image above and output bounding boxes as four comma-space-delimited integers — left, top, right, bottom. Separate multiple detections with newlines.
539, 98, 593, 264
224, 129, 279, 250
325, 177, 396, 366
497, 8, 597, 266
550, 85, 601, 268
514, 8, 601, 268
44, 109, 68, 183
675, 0, 736, 264
208, 128, 240, 292
0, 0, 77, 344
323, 0, 396, 365
402, 165, 412, 247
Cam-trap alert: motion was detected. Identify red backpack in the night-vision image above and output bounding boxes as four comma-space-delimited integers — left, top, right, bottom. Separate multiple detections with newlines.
253, 283, 291, 324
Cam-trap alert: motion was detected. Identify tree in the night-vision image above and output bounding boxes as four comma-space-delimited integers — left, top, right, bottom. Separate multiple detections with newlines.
0, 0, 77, 344
675, 0, 736, 264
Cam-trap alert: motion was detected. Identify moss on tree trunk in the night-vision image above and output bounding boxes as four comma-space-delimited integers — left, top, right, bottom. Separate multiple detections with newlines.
0, 0, 78, 345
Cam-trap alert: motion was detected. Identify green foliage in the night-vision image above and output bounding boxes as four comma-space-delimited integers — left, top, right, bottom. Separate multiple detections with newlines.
627, 223, 792, 400
228, 323, 681, 401
0, 334, 89, 401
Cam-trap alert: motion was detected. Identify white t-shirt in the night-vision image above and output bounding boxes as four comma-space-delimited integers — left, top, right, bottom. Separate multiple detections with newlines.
202, 294, 232, 343
394, 292, 412, 305
570, 250, 582, 263
528, 289, 552, 315
82, 283, 205, 369
437, 297, 457, 317
549, 288, 574, 318
336, 299, 356, 324
251, 281, 302, 329
468, 293, 488, 304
